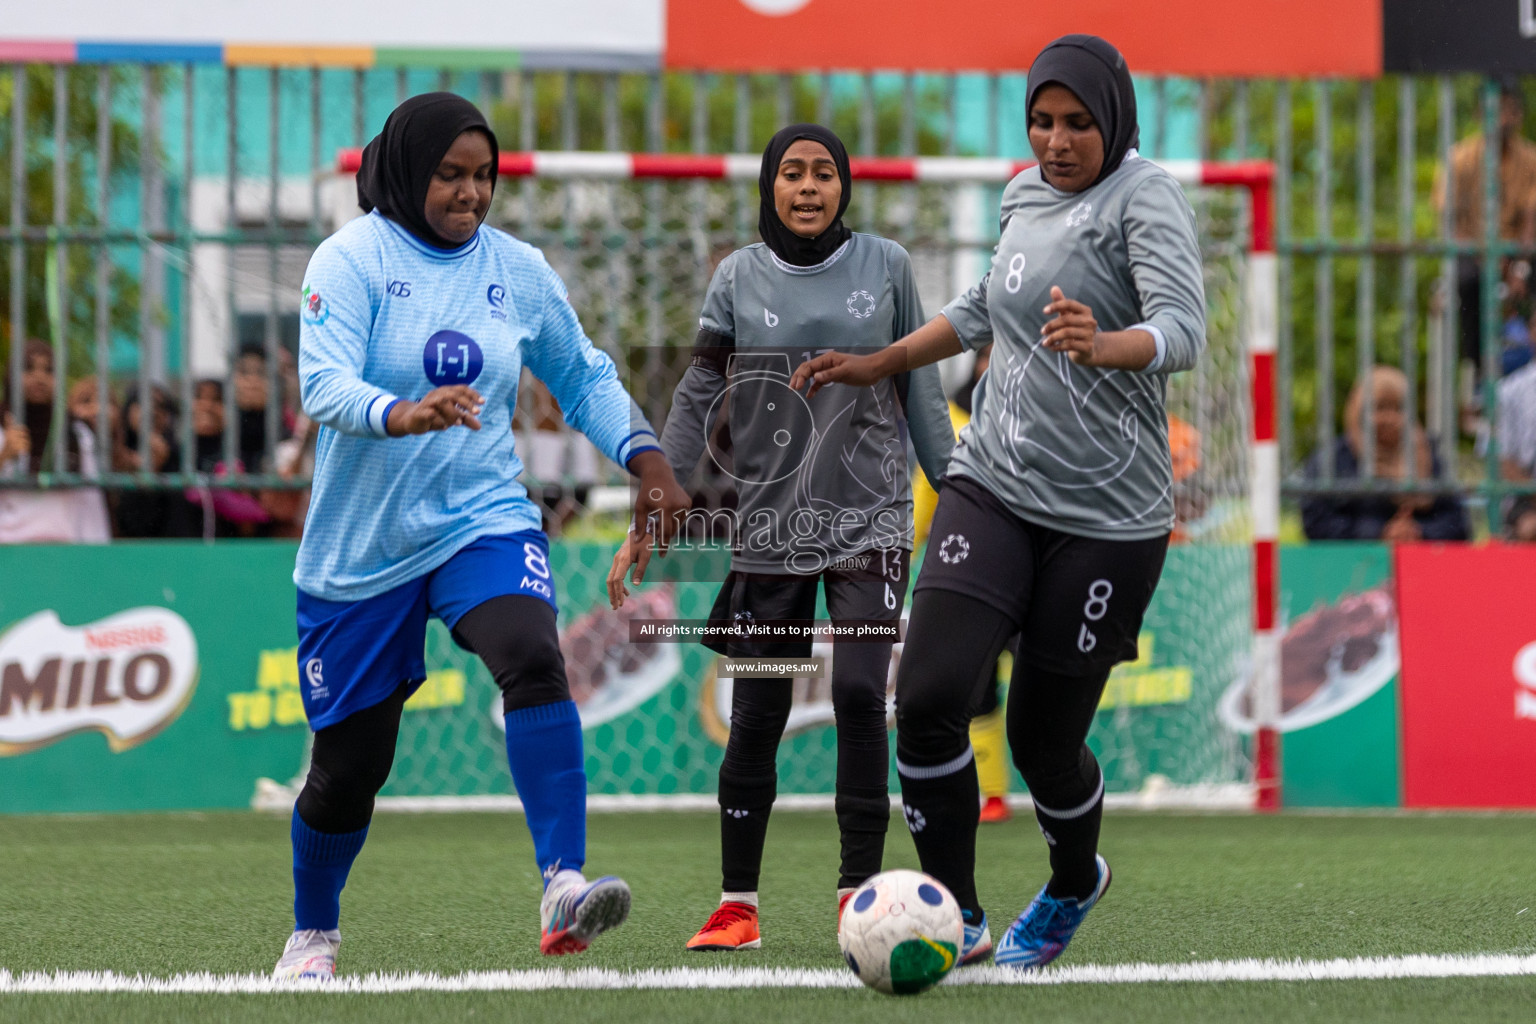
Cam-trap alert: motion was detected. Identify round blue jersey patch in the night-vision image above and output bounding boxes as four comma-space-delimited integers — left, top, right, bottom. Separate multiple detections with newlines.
423, 329, 484, 387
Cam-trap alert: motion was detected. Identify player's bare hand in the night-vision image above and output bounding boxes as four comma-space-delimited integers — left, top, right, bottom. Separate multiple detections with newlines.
607, 530, 646, 609
627, 449, 691, 557
1040, 286, 1102, 365
790, 351, 884, 398
388, 386, 484, 435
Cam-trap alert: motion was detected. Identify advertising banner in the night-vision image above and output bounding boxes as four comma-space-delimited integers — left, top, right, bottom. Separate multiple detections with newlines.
1396, 543, 1536, 808
1269, 544, 1401, 807
0, 545, 305, 813
0, 539, 1250, 813
665, 0, 1382, 76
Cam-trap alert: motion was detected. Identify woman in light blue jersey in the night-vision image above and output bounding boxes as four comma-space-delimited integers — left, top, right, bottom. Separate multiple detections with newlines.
274, 92, 690, 980
793, 35, 1205, 970
608, 124, 954, 952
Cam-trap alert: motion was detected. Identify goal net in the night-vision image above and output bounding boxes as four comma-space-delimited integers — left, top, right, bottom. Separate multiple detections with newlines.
259, 156, 1263, 811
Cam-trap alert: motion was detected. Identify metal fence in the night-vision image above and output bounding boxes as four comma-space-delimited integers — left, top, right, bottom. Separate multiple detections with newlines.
0, 64, 1529, 538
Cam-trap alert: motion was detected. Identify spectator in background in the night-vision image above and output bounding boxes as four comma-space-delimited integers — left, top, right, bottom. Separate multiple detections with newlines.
183, 377, 272, 538
1495, 358, 1536, 541
1500, 258, 1534, 377
66, 375, 117, 466
114, 382, 193, 538
1302, 366, 1470, 542
234, 342, 292, 474
1432, 81, 1536, 402
191, 378, 227, 474
0, 339, 112, 543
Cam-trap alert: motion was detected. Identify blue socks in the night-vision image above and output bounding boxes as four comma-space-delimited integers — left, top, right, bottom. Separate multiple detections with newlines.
290, 810, 369, 931
504, 700, 587, 884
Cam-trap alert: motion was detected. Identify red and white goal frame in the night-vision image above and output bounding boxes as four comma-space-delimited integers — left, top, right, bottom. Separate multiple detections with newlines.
336, 150, 1282, 811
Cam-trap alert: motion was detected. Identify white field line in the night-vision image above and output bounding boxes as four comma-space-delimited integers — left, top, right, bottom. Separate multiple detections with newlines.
3, 954, 1534, 994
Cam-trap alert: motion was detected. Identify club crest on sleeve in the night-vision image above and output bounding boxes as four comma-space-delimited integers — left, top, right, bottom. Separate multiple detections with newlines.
300, 285, 329, 325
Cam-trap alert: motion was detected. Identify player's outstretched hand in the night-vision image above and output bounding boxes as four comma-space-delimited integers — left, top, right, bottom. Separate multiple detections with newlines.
607, 531, 644, 609
387, 386, 484, 435
789, 351, 883, 398
627, 450, 691, 560
1040, 286, 1102, 365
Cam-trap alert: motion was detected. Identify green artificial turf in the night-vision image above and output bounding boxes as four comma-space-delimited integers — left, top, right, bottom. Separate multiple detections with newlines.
1, 810, 1532, 1022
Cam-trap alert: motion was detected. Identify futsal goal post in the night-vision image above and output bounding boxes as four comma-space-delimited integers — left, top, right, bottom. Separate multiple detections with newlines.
260, 152, 1279, 813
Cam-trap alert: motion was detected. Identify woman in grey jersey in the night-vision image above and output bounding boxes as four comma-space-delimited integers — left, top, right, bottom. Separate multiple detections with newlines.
791, 35, 1205, 970
609, 123, 953, 951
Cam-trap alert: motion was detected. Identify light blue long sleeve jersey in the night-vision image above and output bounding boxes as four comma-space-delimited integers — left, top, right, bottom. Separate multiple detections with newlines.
294, 211, 659, 601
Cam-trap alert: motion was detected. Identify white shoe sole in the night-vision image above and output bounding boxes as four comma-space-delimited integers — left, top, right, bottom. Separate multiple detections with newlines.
570, 877, 632, 943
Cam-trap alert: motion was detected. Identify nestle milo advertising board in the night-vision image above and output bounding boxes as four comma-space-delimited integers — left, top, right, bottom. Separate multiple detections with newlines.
0, 544, 307, 813
3, 540, 1324, 813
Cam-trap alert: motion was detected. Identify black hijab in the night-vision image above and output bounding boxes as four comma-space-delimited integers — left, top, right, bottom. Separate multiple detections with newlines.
757, 123, 852, 267
1025, 35, 1140, 188
356, 92, 499, 250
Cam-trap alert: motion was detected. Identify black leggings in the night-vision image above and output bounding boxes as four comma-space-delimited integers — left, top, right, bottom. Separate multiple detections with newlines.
896, 589, 1109, 806
296, 595, 569, 834
721, 639, 893, 890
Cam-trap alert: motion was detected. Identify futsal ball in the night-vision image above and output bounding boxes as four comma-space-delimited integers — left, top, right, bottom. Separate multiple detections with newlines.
837, 869, 964, 995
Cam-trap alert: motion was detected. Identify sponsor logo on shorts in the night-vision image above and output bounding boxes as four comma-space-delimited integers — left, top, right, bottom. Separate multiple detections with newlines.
0, 608, 199, 755
764, 308, 779, 327
938, 533, 970, 565
305, 657, 328, 702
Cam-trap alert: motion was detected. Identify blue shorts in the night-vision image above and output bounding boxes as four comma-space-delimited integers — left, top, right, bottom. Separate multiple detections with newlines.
295, 530, 557, 730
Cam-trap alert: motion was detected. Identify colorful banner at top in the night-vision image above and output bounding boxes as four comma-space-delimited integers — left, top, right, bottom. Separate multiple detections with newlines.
8, 1, 1519, 75
665, 0, 1383, 76
0, 0, 662, 69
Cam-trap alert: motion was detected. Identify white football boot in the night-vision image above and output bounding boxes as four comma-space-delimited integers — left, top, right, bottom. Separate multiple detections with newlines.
272, 928, 340, 980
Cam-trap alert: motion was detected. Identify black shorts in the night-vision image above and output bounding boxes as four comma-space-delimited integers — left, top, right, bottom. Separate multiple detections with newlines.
914, 475, 1168, 674
704, 550, 910, 657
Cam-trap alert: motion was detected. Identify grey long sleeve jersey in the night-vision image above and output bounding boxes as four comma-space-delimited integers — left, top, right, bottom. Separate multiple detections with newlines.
941, 153, 1206, 540
660, 233, 954, 574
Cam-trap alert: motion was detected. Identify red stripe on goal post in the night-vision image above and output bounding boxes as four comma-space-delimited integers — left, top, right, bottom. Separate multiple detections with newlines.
630, 154, 730, 179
